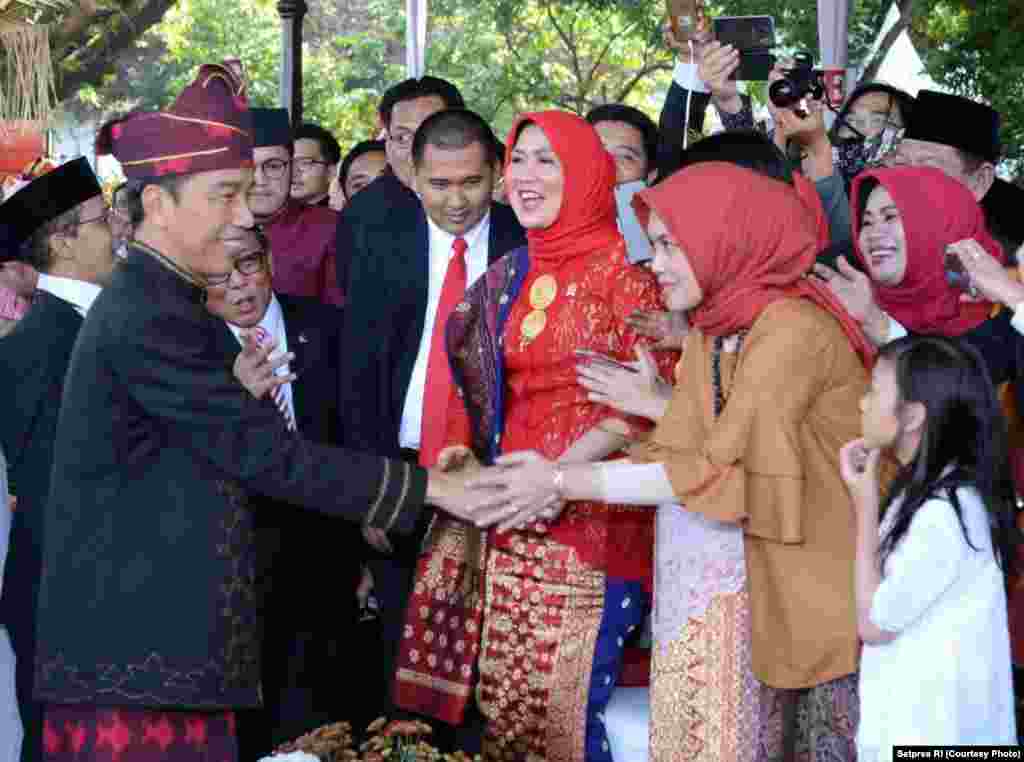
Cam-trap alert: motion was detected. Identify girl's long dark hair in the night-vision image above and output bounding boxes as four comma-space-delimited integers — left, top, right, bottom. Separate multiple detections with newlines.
878, 336, 1020, 577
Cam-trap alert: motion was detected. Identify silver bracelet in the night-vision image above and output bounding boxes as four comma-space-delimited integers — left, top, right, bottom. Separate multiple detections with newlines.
552, 466, 566, 498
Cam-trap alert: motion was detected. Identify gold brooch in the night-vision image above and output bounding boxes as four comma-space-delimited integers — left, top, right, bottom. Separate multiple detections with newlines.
521, 274, 558, 343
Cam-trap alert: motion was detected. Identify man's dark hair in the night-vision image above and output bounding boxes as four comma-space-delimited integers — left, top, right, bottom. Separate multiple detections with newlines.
378, 76, 464, 129
585, 104, 660, 170
411, 109, 500, 168
293, 122, 341, 166
338, 140, 387, 199
21, 204, 82, 273
116, 175, 190, 227
660, 130, 794, 186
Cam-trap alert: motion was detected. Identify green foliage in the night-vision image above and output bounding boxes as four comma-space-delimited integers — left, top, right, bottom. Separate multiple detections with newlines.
63, 0, 1023, 177
915, 0, 1024, 173
425, 0, 672, 136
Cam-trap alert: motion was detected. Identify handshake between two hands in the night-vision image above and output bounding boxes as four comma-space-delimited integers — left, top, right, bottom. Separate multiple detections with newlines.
429, 446, 567, 533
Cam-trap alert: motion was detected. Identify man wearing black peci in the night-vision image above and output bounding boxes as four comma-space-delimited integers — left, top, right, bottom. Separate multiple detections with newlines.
0, 158, 117, 762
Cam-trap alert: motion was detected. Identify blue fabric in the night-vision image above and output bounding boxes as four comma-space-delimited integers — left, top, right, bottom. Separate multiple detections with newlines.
585, 578, 648, 762
490, 245, 529, 462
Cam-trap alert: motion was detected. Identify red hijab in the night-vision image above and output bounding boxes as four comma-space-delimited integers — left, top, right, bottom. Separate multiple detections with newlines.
851, 166, 1004, 337
633, 161, 875, 368
505, 111, 621, 265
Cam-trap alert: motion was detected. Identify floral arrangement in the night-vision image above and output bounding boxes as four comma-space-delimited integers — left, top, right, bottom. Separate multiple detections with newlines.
275, 718, 481, 762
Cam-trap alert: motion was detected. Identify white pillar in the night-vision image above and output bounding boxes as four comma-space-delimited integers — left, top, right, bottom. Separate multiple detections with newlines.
405, 0, 428, 79
817, 0, 851, 67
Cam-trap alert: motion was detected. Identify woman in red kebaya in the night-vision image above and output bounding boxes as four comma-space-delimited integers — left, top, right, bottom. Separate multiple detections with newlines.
394, 112, 674, 762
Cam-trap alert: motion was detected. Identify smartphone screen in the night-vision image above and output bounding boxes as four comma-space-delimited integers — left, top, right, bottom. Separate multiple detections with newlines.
713, 16, 775, 80
713, 16, 775, 51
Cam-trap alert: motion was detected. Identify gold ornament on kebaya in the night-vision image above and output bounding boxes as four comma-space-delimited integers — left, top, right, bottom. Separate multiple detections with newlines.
521, 274, 558, 344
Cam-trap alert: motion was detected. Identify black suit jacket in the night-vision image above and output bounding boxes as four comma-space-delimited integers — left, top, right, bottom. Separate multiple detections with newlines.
225, 293, 356, 621
337, 201, 527, 458
220, 294, 360, 749
33, 245, 425, 710
0, 289, 83, 761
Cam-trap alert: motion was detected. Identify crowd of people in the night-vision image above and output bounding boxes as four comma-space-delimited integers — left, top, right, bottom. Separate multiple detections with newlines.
0, 23, 1022, 762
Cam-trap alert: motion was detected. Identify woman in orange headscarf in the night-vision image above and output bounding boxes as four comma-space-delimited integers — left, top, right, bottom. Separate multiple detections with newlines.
394, 112, 675, 762
473, 162, 875, 761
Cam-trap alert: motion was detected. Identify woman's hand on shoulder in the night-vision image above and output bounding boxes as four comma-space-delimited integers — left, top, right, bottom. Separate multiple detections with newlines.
811, 259, 890, 346
576, 344, 672, 421
626, 309, 689, 350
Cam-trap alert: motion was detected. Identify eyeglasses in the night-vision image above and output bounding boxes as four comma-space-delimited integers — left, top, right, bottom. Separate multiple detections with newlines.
255, 158, 291, 180
206, 250, 269, 288
293, 158, 329, 172
838, 113, 903, 139
388, 130, 415, 148
75, 208, 112, 228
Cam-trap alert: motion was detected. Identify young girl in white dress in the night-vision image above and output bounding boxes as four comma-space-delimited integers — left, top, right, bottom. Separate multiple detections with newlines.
1, 447, 22, 762
839, 335, 1018, 759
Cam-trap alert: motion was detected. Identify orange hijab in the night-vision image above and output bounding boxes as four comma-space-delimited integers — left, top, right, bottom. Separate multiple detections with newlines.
633, 162, 875, 368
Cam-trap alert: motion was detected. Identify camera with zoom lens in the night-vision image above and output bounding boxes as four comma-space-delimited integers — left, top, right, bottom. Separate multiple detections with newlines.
769, 52, 825, 109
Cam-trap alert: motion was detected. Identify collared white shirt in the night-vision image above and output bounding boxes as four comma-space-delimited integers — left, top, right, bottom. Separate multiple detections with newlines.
226, 294, 296, 422
36, 273, 103, 317
398, 213, 491, 451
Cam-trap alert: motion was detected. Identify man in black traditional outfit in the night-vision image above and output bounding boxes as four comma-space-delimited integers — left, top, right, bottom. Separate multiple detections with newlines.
32, 61, 478, 762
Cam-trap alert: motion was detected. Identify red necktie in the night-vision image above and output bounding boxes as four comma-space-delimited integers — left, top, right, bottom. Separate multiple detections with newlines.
419, 237, 468, 467
250, 325, 297, 432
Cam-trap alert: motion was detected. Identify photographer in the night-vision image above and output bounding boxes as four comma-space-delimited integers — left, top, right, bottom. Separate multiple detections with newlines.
697, 43, 910, 252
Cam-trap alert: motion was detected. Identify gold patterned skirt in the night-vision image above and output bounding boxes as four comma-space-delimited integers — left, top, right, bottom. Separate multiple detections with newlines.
476, 532, 606, 762
650, 506, 784, 762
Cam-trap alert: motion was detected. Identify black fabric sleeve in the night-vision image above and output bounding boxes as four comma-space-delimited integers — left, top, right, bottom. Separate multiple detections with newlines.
115, 307, 426, 534
657, 80, 712, 178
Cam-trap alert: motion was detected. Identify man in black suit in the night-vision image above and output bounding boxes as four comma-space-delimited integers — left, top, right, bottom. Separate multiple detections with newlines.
206, 227, 359, 754
333, 76, 465, 295
31, 61, 478, 760
0, 158, 116, 762
336, 109, 526, 740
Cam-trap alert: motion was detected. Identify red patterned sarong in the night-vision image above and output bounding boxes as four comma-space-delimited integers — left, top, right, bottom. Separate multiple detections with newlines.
42, 704, 236, 762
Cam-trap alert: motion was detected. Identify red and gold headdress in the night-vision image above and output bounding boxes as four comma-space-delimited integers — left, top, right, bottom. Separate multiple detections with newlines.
96, 60, 253, 179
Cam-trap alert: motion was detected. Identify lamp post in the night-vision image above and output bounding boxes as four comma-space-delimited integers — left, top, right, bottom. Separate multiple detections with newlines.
277, 0, 307, 125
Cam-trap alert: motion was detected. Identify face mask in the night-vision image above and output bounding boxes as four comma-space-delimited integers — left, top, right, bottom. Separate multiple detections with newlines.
832, 125, 905, 186
834, 138, 871, 185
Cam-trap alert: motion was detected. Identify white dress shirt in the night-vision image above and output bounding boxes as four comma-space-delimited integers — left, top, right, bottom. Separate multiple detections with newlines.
36, 273, 103, 317
226, 294, 297, 422
398, 213, 491, 451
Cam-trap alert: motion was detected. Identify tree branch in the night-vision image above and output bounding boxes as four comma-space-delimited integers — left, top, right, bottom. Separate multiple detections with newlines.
584, 18, 636, 89
54, 0, 177, 102
613, 61, 672, 104
544, 0, 582, 95
860, 0, 914, 84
